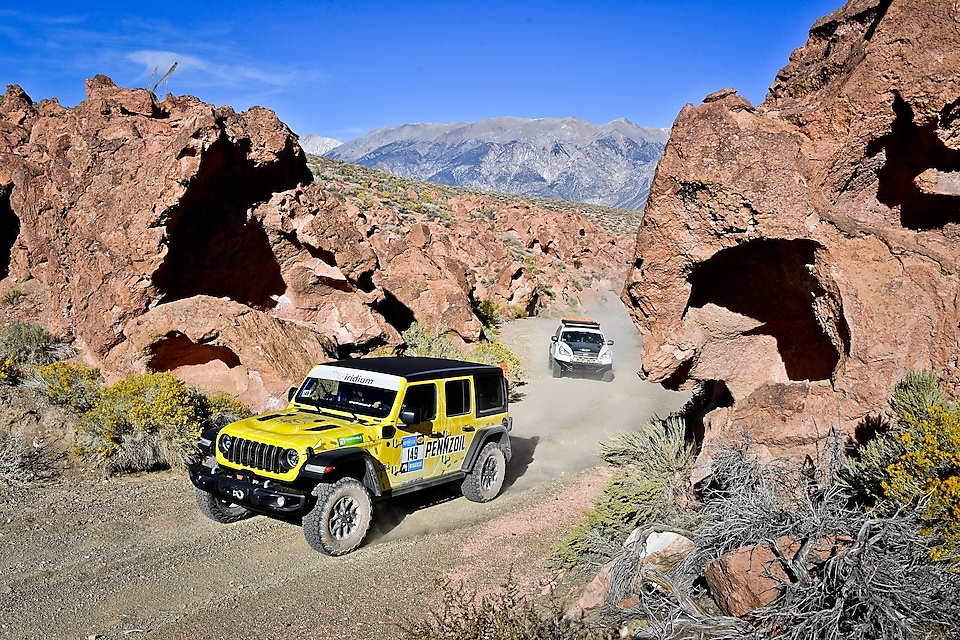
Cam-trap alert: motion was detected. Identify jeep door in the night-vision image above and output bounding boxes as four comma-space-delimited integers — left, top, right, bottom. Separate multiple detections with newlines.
433, 377, 472, 475
383, 382, 444, 486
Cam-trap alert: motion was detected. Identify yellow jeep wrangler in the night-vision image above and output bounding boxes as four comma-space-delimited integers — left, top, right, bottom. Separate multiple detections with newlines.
189, 356, 513, 555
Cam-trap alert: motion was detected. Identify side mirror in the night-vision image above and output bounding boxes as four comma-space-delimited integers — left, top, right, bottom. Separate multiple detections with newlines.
550, 335, 558, 342
607, 340, 614, 345
400, 407, 422, 425
287, 386, 297, 401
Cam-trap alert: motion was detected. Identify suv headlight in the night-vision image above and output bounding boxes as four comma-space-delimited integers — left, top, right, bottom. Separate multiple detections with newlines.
598, 347, 612, 364
218, 433, 233, 454
556, 343, 573, 358
281, 448, 300, 472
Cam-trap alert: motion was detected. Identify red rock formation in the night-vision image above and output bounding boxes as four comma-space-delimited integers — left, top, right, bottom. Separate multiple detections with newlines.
623, 0, 960, 458
0, 76, 629, 409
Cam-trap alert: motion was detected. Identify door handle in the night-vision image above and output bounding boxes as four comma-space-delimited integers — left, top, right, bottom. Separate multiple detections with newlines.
463, 425, 475, 432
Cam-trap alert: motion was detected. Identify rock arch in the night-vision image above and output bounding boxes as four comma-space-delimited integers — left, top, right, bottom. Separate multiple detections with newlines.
686, 238, 849, 383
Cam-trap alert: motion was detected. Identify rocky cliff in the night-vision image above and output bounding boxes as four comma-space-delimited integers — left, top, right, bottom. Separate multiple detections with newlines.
326, 117, 669, 210
0, 76, 630, 410
623, 0, 960, 462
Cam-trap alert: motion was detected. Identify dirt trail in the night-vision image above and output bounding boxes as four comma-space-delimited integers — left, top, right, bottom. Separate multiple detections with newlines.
0, 291, 688, 640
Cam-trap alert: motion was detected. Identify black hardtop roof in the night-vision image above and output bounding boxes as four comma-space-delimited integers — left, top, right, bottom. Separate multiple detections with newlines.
320, 356, 503, 383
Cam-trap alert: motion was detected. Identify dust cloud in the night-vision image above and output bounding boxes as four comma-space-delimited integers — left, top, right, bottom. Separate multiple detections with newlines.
368, 289, 690, 545
502, 288, 690, 490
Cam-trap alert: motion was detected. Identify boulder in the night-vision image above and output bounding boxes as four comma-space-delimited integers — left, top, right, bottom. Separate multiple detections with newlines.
622, 0, 960, 460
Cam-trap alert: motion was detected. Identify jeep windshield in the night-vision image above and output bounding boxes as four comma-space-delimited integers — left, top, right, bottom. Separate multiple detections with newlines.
294, 375, 397, 419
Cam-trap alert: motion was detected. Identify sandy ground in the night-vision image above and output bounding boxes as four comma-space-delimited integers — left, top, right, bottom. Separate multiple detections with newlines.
0, 291, 688, 640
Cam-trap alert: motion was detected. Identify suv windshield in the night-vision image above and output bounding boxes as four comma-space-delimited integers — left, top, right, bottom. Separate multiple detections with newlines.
562, 331, 604, 345
295, 376, 397, 419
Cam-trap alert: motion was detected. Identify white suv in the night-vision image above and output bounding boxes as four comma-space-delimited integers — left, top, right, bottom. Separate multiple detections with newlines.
548, 317, 614, 381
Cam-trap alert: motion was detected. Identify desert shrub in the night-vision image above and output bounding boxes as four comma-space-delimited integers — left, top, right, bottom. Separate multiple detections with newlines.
845, 370, 960, 561
473, 297, 502, 328
401, 323, 464, 359
0, 431, 31, 486
199, 391, 252, 429
0, 321, 74, 374
74, 372, 210, 473
0, 321, 55, 366
622, 438, 960, 640
882, 404, 960, 562
552, 415, 696, 569
0, 357, 17, 385
395, 576, 605, 640
890, 369, 946, 421
469, 341, 525, 387
1, 289, 23, 306
35, 361, 103, 412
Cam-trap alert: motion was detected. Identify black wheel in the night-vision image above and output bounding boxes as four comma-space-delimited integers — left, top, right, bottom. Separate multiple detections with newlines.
462, 442, 506, 503
303, 478, 372, 556
602, 370, 614, 382
552, 359, 562, 378
195, 487, 253, 524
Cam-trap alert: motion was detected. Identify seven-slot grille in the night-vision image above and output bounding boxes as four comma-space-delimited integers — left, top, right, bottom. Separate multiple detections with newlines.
224, 436, 285, 474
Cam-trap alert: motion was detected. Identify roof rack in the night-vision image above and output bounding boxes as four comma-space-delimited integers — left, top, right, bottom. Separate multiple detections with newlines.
561, 317, 601, 329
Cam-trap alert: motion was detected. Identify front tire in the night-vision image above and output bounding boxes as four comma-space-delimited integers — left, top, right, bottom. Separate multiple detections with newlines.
462, 442, 506, 503
195, 488, 253, 524
303, 478, 372, 556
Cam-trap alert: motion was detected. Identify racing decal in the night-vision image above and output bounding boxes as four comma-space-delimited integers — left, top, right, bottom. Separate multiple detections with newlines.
424, 434, 466, 458
400, 434, 425, 473
338, 433, 364, 447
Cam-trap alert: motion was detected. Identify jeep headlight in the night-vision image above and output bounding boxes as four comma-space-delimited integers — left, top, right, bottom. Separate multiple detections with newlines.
218, 433, 233, 454
281, 448, 300, 472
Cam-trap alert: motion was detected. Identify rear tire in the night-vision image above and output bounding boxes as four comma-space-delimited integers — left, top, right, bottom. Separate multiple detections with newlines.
462, 442, 506, 503
303, 478, 372, 556
195, 488, 253, 524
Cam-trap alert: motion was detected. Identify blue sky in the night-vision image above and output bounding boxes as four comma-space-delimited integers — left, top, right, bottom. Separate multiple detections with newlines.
0, 1, 842, 142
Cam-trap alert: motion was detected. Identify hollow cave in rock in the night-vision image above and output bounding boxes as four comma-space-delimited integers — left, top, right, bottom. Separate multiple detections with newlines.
868, 93, 960, 230
147, 332, 242, 372
0, 185, 18, 280
152, 135, 310, 308
376, 289, 416, 335
686, 238, 848, 382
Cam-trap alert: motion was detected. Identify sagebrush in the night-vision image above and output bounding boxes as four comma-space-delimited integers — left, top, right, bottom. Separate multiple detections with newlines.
73, 372, 250, 474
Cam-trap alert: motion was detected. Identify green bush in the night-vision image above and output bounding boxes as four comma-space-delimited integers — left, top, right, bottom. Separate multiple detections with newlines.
0, 321, 56, 366
74, 372, 214, 473
473, 298, 502, 328
552, 415, 696, 569
401, 323, 464, 359
845, 369, 960, 561
469, 341, 525, 387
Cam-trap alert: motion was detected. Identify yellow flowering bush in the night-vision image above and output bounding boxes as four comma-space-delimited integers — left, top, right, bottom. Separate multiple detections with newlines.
469, 341, 525, 386
882, 404, 960, 561
36, 361, 103, 411
0, 357, 18, 384
75, 372, 211, 473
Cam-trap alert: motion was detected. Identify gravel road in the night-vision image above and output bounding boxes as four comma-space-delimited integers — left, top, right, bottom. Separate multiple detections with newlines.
0, 292, 688, 640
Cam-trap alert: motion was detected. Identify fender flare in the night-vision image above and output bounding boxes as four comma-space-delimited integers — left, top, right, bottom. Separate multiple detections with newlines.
461, 426, 512, 473
299, 447, 383, 496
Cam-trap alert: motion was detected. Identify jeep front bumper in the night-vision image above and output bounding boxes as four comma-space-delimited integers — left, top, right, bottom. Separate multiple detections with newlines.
189, 463, 311, 515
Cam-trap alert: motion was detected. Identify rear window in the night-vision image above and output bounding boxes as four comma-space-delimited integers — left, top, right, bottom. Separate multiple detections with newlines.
475, 373, 506, 416
445, 379, 471, 417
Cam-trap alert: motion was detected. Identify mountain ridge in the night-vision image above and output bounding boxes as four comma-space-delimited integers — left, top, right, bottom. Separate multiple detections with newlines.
324, 116, 668, 210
